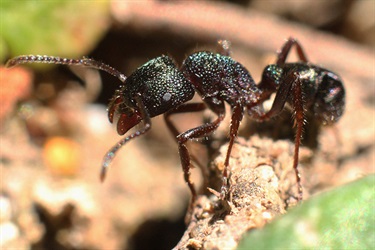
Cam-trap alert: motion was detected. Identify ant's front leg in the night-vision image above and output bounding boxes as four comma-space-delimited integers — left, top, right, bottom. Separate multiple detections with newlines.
166, 100, 225, 205
277, 37, 309, 65
164, 103, 209, 190
164, 103, 207, 138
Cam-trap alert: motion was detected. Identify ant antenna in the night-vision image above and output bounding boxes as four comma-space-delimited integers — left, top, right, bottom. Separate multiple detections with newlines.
6, 55, 127, 83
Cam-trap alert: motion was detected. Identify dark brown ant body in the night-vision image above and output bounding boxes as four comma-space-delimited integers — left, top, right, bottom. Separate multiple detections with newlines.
6, 38, 345, 203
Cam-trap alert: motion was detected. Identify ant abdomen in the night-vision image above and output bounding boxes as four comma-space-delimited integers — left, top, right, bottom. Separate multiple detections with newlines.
313, 71, 345, 125
263, 63, 345, 126
281, 63, 345, 125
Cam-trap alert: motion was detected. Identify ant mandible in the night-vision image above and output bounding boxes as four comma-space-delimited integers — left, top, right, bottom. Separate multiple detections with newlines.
6, 37, 345, 203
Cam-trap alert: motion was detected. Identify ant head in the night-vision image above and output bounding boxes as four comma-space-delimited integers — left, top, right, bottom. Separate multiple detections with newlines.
107, 55, 195, 135
313, 72, 345, 125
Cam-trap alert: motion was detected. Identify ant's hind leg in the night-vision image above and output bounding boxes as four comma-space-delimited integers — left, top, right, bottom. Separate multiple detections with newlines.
260, 69, 305, 201
277, 37, 309, 65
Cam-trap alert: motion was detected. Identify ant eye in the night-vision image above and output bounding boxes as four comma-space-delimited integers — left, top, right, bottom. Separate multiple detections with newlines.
162, 92, 172, 102
314, 73, 345, 125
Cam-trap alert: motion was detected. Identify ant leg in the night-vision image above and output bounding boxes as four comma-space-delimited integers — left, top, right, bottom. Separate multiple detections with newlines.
168, 101, 225, 203
276, 37, 308, 65
164, 103, 207, 138
291, 75, 305, 202
261, 69, 304, 201
260, 68, 296, 119
220, 104, 244, 200
101, 94, 151, 181
164, 103, 209, 193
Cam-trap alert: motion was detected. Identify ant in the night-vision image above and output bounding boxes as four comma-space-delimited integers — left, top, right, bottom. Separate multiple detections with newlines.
6, 37, 345, 204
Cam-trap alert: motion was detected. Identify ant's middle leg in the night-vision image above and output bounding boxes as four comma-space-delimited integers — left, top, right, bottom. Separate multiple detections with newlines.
277, 37, 309, 65
220, 104, 244, 200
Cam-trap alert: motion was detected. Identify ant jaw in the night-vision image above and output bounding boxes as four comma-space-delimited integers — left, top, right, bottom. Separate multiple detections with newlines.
108, 97, 122, 123
116, 111, 142, 135
107, 95, 143, 135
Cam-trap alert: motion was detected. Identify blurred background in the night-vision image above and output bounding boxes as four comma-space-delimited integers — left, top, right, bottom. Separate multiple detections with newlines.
0, 1, 374, 249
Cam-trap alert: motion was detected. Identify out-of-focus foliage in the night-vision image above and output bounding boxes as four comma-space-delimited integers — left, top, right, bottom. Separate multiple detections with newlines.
239, 174, 375, 249
0, 0, 110, 63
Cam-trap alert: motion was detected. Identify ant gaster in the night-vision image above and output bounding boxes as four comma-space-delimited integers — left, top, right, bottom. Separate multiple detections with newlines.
6, 38, 345, 203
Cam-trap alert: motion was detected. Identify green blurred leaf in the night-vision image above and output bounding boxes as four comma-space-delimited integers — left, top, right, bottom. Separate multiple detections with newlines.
238, 175, 375, 249
0, 0, 110, 63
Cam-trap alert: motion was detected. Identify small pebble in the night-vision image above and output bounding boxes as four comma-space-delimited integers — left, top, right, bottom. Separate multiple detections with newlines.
43, 136, 81, 177
0, 196, 12, 222
0, 222, 19, 246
